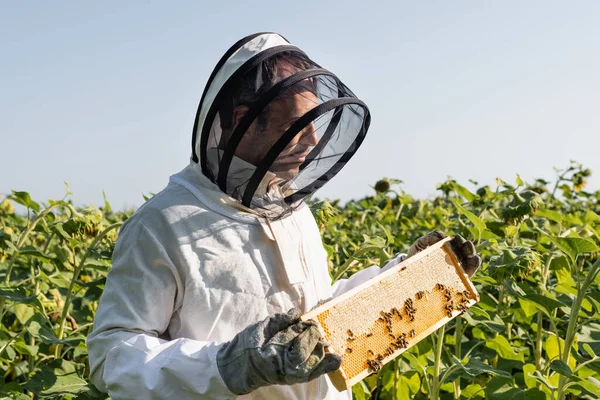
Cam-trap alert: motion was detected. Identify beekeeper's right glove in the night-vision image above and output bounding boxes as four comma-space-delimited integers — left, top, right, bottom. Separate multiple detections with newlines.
407, 230, 481, 277
216, 308, 342, 395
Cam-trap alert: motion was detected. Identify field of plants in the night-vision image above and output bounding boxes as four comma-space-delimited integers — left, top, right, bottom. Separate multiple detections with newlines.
1, 162, 600, 399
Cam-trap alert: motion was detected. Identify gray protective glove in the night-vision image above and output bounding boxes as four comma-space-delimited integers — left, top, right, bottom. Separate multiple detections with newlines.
216, 308, 342, 395
406, 230, 481, 277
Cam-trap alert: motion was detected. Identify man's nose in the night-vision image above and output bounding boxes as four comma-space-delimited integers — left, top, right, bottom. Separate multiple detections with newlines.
299, 122, 318, 146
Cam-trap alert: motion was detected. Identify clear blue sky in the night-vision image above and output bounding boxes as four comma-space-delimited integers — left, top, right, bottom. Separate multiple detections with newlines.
2, 1, 599, 210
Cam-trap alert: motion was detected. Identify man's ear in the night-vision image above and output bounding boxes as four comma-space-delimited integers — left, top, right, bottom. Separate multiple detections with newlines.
232, 105, 257, 141
232, 105, 249, 128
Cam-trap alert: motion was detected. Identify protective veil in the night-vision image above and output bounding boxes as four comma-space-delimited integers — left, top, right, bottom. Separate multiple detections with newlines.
87, 33, 393, 400
191, 32, 370, 219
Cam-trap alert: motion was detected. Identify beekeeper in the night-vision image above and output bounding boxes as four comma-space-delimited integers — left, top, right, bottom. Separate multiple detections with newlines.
87, 32, 481, 400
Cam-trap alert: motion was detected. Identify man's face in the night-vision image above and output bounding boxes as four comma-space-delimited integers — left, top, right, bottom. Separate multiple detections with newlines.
235, 84, 319, 181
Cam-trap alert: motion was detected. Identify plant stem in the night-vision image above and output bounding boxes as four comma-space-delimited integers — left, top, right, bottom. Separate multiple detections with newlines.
535, 311, 543, 373
431, 324, 446, 400
557, 257, 600, 400
54, 222, 122, 358
536, 254, 554, 377
4, 203, 66, 285
453, 317, 462, 399
492, 285, 505, 369
393, 359, 399, 400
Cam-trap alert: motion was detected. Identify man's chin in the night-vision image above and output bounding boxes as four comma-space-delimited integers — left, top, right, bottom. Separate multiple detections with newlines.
271, 165, 300, 181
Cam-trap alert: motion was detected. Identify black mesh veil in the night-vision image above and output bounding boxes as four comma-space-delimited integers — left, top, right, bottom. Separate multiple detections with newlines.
191, 33, 370, 219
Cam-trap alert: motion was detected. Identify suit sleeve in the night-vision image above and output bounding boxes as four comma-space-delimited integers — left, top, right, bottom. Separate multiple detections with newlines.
86, 220, 236, 400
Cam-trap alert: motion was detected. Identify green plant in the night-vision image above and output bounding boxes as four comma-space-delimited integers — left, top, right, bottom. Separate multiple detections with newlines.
2, 163, 599, 399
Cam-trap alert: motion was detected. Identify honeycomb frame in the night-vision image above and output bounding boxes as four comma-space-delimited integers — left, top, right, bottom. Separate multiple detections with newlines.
301, 237, 479, 392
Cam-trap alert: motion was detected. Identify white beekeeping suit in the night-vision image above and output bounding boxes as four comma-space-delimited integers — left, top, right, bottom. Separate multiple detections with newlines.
87, 32, 404, 400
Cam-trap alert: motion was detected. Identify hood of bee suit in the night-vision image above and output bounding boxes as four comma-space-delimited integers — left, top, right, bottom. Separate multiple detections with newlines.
190, 32, 371, 220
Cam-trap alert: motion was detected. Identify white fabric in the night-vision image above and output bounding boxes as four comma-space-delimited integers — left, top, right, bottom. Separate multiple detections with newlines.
194, 33, 289, 161
87, 161, 405, 400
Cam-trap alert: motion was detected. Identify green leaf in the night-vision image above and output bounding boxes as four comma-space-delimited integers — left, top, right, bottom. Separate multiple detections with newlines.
517, 298, 538, 318
376, 222, 394, 246
532, 370, 557, 390
322, 243, 335, 259
583, 343, 597, 358
351, 382, 369, 400
486, 335, 524, 362
585, 210, 600, 224
11, 191, 41, 212
550, 360, 575, 379
453, 182, 478, 202
462, 383, 485, 399
0, 287, 44, 312
552, 237, 600, 263
20, 248, 56, 262
402, 352, 426, 373
484, 376, 518, 400
3, 239, 19, 255
574, 377, 600, 398
520, 294, 566, 318
453, 357, 512, 379
451, 199, 486, 241
361, 235, 387, 248
509, 388, 546, 400
516, 174, 524, 186
471, 276, 498, 286
11, 341, 38, 356
522, 363, 537, 389
0, 392, 31, 400
469, 306, 491, 320
73, 383, 111, 400
45, 273, 73, 289
495, 177, 508, 187
400, 372, 421, 397
24, 315, 83, 346
536, 209, 564, 224
26, 360, 87, 396
13, 303, 35, 325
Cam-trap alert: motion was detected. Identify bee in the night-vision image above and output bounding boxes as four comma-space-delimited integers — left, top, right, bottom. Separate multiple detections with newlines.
367, 349, 374, 355
347, 329, 354, 336
436, 283, 445, 290
409, 329, 416, 337
389, 333, 396, 340
366, 332, 373, 337
367, 359, 383, 372
416, 291, 424, 300
346, 348, 353, 353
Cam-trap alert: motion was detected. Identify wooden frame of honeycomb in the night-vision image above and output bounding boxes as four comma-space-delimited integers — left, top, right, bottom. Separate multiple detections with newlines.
301, 237, 479, 392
